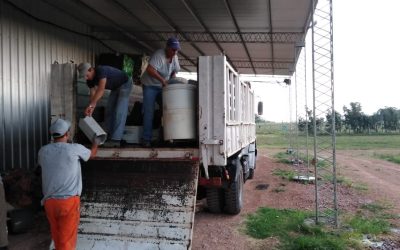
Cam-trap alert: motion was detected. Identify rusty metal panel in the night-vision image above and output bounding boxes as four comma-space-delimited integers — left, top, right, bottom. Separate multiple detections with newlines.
0, 0, 110, 171
78, 160, 199, 250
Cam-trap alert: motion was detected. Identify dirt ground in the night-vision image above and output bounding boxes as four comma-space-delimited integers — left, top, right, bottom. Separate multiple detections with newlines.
7, 148, 400, 249
192, 148, 400, 250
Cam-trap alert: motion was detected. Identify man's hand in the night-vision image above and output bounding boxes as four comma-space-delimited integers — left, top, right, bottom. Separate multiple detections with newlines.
162, 79, 168, 87
85, 104, 95, 116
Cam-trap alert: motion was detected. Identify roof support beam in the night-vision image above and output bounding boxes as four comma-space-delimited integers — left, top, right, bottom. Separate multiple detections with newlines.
91, 29, 304, 44
143, 0, 205, 57
267, 0, 276, 75
223, 0, 256, 74
180, 59, 292, 69
180, 0, 237, 71
109, 0, 196, 69
75, 0, 153, 53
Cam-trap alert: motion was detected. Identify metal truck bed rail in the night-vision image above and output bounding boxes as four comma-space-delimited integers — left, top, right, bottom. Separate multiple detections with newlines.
77, 159, 199, 250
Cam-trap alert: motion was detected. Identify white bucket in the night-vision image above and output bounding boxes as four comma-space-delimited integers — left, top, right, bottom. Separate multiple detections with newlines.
79, 116, 107, 144
163, 83, 196, 140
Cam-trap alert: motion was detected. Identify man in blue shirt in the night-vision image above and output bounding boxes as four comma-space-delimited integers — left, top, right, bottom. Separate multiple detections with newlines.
78, 63, 133, 147
140, 37, 181, 147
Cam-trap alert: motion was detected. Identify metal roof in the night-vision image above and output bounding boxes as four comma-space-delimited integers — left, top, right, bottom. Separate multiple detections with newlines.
17, 0, 314, 75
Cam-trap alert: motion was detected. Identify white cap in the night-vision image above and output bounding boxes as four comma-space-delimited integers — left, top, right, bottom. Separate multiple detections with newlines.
77, 62, 91, 79
49, 119, 71, 138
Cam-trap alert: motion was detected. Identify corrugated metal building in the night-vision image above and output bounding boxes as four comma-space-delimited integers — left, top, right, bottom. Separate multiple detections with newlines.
0, 0, 111, 171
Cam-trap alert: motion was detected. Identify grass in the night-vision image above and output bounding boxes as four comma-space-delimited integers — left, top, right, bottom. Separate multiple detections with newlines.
245, 206, 394, 250
256, 123, 400, 150
374, 152, 400, 164
274, 152, 293, 164
245, 208, 347, 250
273, 169, 296, 180
348, 216, 390, 235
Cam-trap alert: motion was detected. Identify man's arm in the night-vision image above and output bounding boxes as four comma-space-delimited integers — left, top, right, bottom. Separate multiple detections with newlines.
89, 143, 98, 159
146, 65, 168, 87
85, 79, 106, 116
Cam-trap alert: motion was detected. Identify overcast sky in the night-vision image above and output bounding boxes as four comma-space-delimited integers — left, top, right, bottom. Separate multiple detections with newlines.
251, 0, 400, 122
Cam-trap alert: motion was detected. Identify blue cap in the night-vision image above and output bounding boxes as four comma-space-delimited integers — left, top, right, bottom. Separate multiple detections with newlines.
166, 37, 180, 50
49, 119, 71, 138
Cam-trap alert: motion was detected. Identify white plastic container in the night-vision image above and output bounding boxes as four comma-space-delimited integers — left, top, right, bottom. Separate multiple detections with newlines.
79, 116, 107, 144
163, 83, 196, 140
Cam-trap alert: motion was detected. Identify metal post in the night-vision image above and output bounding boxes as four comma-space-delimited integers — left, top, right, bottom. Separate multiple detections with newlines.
311, 0, 337, 226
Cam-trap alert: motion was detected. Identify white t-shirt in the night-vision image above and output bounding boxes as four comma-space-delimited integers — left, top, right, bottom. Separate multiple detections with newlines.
141, 49, 180, 87
38, 142, 91, 204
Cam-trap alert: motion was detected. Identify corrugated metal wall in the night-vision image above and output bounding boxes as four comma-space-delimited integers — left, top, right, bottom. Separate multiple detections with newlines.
0, 0, 111, 171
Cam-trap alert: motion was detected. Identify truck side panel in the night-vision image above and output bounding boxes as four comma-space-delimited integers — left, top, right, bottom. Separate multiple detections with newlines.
199, 56, 256, 167
77, 160, 199, 250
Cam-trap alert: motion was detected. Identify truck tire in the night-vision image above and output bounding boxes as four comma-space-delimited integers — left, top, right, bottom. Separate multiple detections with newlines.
206, 188, 224, 213
224, 166, 244, 214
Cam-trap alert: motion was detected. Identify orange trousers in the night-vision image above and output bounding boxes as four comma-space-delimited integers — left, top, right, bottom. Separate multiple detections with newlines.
44, 196, 80, 250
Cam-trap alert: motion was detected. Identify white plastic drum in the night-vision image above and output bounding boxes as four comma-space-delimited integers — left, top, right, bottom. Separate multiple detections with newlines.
163, 83, 196, 140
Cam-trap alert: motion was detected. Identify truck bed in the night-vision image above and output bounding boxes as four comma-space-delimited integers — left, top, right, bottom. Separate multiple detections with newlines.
77, 148, 199, 250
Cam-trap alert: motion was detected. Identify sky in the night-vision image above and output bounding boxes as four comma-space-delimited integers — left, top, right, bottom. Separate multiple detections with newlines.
252, 0, 400, 122
180, 1, 400, 122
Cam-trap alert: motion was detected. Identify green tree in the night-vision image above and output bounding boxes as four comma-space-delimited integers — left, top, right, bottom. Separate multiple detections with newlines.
343, 102, 364, 133
377, 107, 399, 131
325, 110, 343, 132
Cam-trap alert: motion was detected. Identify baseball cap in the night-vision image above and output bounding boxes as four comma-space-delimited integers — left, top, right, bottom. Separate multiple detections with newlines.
166, 37, 180, 50
49, 119, 71, 138
77, 62, 91, 79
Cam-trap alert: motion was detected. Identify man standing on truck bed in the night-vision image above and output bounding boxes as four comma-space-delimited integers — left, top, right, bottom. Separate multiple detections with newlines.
38, 119, 98, 250
78, 61, 133, 147
140, 37, 181, 147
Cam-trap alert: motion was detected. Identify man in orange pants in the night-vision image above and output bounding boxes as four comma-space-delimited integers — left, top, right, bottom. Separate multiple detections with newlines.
38, 119, 98, 250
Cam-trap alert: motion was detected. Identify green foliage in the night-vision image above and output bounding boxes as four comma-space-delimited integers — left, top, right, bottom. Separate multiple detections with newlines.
122, 55, 134, 78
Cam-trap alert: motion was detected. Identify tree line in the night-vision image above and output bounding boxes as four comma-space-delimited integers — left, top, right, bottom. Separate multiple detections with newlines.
256, 102, 400, 134
298, 102, 400, 134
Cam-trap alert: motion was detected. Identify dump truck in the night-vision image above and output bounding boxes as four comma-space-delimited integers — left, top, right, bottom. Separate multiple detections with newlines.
50, 55, 260, 249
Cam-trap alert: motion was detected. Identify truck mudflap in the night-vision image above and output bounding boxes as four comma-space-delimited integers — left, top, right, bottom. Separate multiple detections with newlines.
77, 159, 199, 250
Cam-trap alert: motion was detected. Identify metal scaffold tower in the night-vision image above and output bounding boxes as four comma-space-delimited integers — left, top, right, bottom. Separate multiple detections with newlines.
311, 0, 338, 226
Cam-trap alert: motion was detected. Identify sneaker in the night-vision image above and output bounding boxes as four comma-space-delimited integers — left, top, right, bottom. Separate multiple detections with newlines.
102, 139, 121, 148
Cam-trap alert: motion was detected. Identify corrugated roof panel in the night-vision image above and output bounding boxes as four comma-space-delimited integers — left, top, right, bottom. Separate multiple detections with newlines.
247, 43, 272, 60
185, 0, 236, 32
226, 0, 269, 31
271, 0, 311, 31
